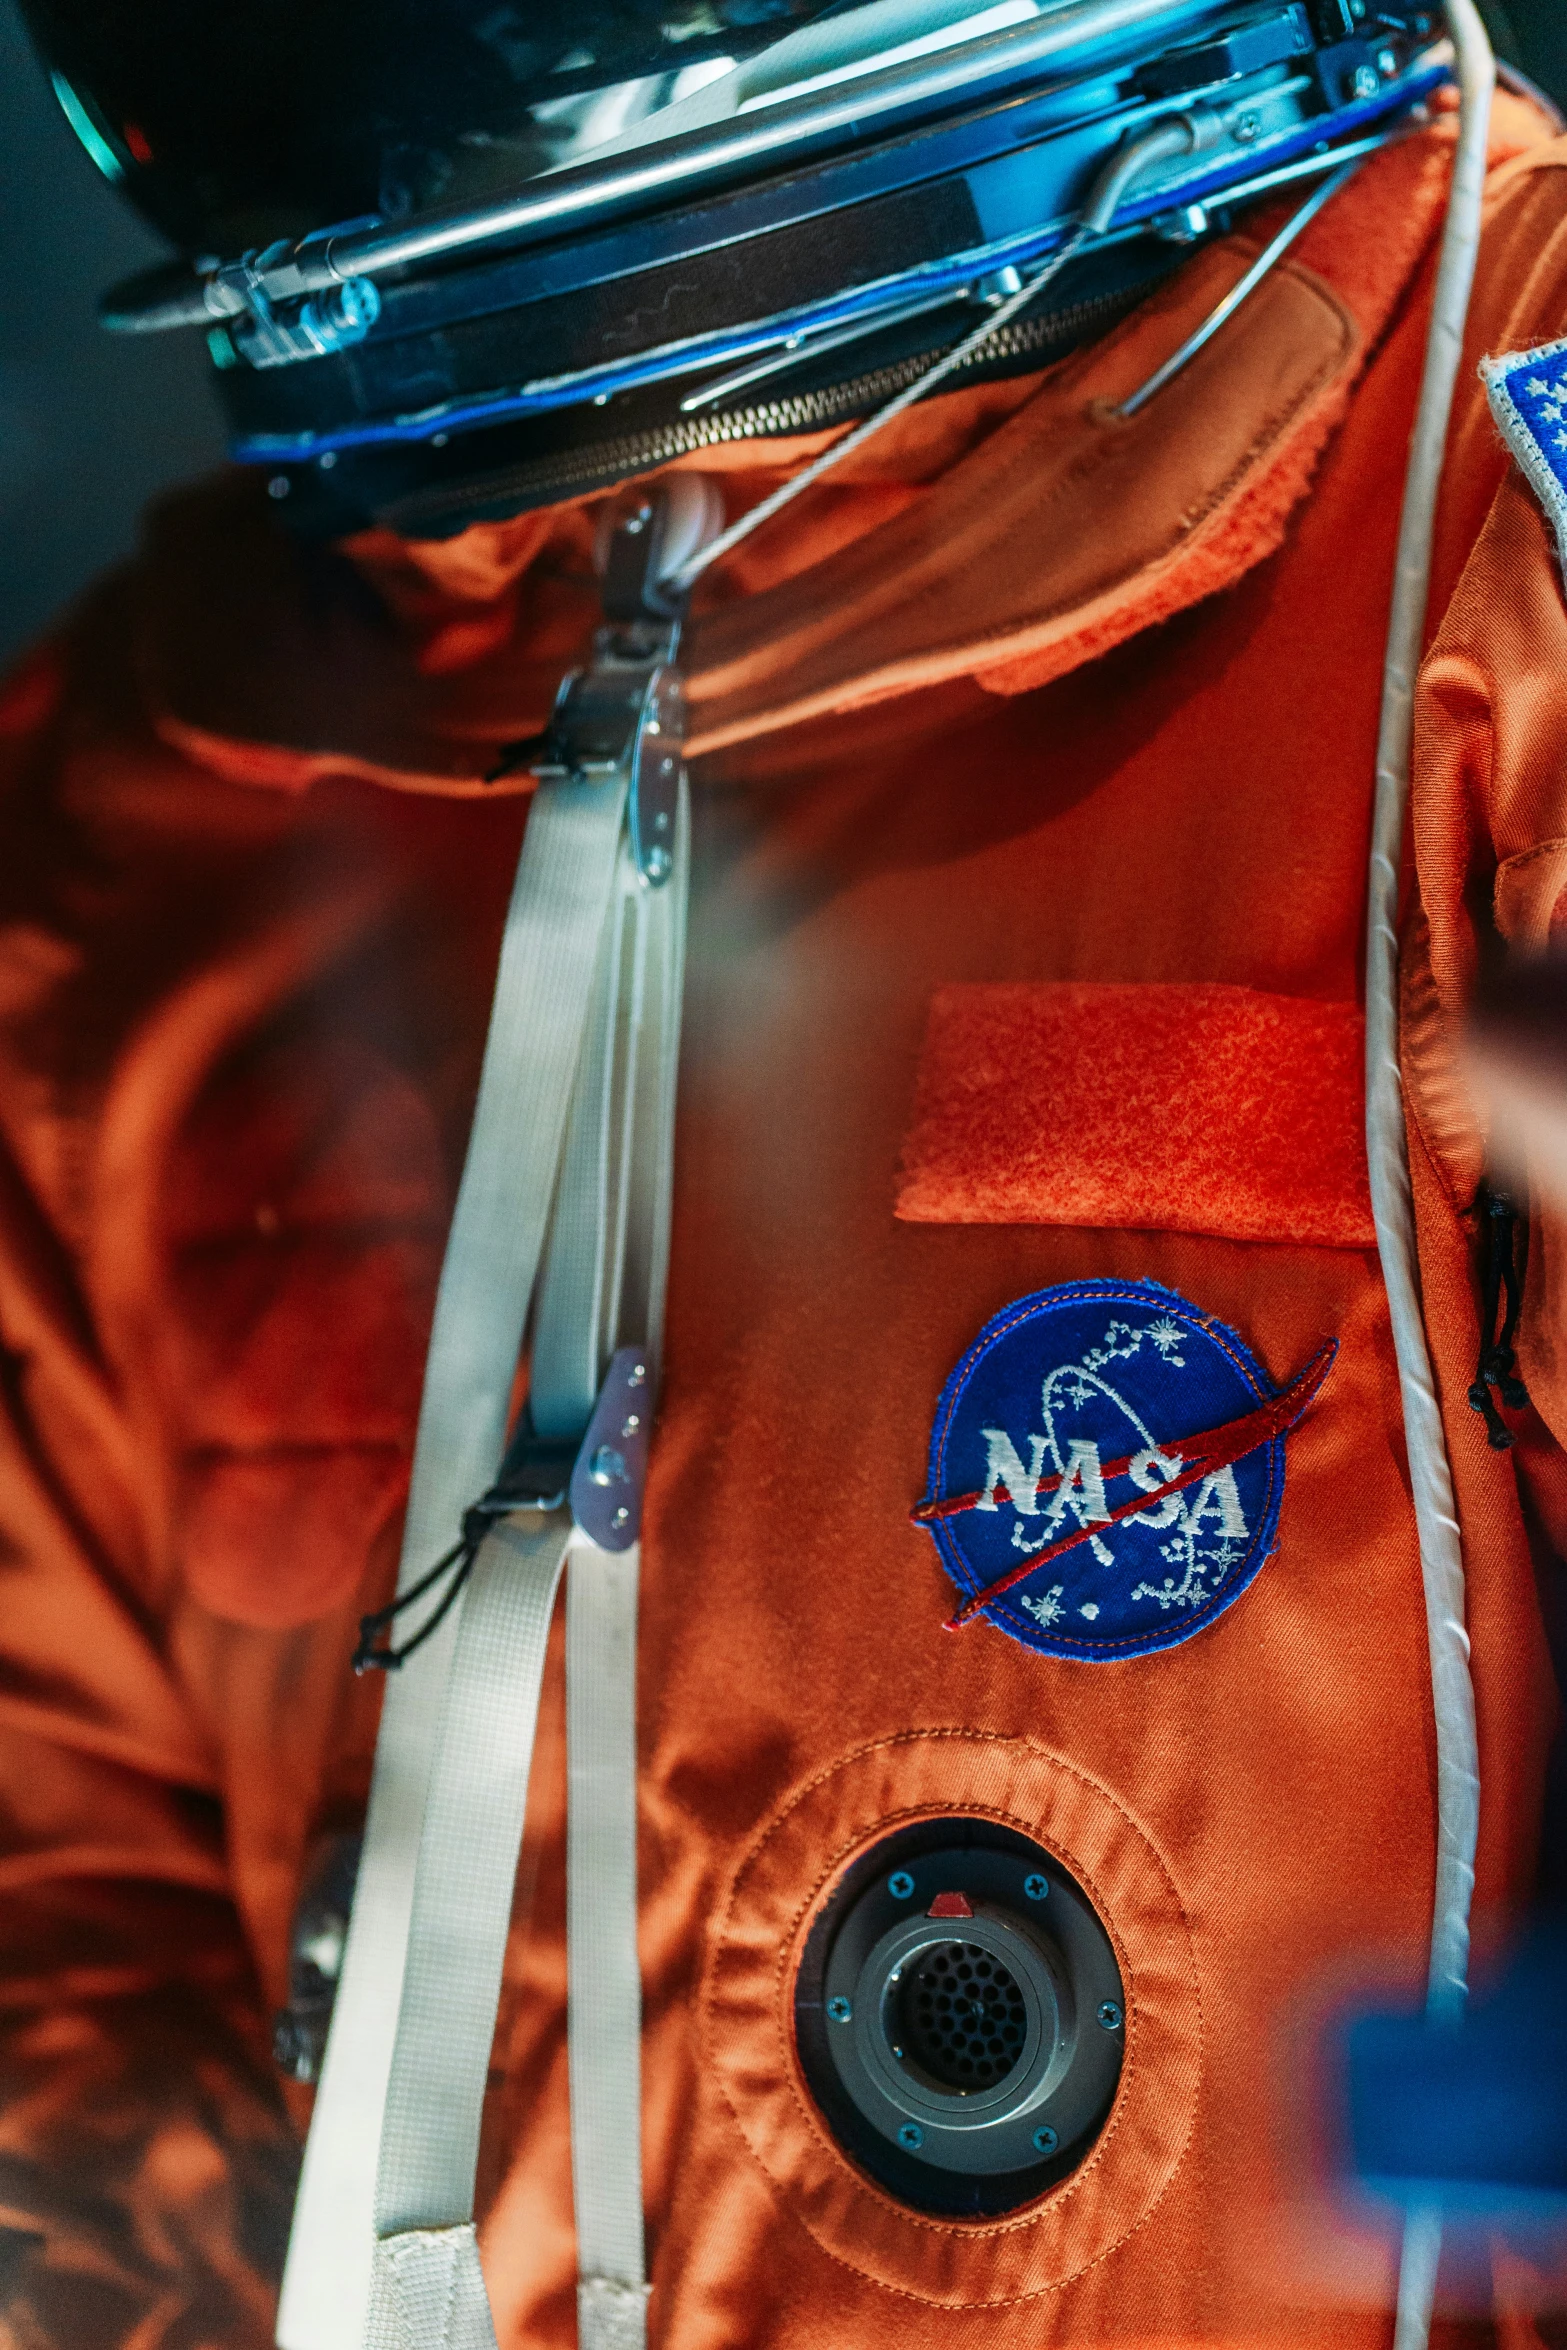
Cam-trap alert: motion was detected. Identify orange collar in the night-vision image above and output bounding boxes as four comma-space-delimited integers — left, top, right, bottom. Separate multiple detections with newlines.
138, 113, 1519, 800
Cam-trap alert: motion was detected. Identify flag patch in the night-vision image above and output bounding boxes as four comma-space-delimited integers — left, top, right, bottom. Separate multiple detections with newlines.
914, 1280, 1335, 1659
1482, 339, 1567, 590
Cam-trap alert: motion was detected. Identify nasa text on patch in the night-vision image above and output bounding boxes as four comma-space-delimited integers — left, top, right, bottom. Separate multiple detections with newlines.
914, 1280, 1335, 1660
1482, 339, 1567, 593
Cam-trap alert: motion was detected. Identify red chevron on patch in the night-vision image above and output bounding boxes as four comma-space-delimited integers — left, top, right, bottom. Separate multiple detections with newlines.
927, 1340, 1336, 1633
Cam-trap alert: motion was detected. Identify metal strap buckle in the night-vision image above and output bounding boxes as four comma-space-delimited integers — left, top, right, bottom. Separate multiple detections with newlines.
488, 478, 718, 885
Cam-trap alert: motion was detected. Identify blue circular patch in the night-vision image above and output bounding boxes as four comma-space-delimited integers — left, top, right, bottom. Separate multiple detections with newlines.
922, 1280, 1291, 1660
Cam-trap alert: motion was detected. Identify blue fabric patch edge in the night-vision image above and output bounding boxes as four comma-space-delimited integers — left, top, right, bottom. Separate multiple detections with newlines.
922, 1277, 1288, 1662
1481, 336, 1567, 592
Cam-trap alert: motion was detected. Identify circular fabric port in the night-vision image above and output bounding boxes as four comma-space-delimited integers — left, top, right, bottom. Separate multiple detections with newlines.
701, 1730, 1201, 2307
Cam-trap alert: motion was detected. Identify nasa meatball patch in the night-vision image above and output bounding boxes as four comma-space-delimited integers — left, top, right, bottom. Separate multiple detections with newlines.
1482, 340, 1567, 594
915, 1280, 1335, 1659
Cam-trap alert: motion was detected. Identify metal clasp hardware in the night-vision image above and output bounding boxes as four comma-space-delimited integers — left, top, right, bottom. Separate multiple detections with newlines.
535, 656, 686, 887
490, 478, 719, 883
353, 1345, 653, 1667
569, 1347, 652, 1551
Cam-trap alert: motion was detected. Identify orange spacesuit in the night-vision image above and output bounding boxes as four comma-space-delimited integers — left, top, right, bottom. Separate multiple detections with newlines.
2, 94, 1567, 2350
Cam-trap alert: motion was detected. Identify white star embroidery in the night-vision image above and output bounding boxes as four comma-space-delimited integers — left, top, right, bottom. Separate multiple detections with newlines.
1555, 431, 1567, 451
1542, 403, 1564, 423
1527, 376, 1549, 394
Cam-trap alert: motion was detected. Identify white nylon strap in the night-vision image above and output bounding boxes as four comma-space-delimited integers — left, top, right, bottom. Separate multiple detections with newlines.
532, 780, 689, 1436
365, 1510, 573, 2345
553, 793, 687, 2350
279, 776, 629, 2350
531, 860, 649, 1440
568, 1539, 648, 2350
366, 2226, 499, 2350
375, 1512, 574, 2237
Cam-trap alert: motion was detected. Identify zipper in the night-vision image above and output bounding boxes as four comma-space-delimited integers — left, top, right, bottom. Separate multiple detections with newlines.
372, 269, 1172, 535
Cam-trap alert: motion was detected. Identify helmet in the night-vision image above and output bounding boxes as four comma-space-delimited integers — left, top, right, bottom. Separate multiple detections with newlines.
20, 0, 836, 252
22, 0, 1449, 536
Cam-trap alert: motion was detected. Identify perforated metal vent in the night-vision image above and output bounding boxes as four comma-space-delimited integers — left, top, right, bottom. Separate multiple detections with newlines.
794, 1819, 1124, 2215
902, 1942, 1027, 2089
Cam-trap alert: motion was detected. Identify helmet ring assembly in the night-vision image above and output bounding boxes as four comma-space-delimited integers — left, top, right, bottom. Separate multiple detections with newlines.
794, 1820, 1125, 2213
31, 0, 1455, 536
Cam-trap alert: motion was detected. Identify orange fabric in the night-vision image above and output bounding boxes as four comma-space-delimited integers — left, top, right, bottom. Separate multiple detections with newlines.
0, 100, 1565, 2350
897, 981, 1374, 1245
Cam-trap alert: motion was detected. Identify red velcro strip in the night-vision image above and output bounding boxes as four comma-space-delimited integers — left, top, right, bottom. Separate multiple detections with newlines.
896, 981, 1373, 1249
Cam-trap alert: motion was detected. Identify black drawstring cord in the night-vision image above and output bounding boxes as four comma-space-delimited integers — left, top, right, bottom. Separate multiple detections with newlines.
353, 1533, 470, 1674
1468, 1184, 1529, 1452
353, 1491, 530, 1673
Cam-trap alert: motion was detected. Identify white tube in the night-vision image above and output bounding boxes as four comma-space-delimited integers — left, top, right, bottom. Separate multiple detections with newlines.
1366, 0, 1492, 2028
1364, 0, 1493, 2335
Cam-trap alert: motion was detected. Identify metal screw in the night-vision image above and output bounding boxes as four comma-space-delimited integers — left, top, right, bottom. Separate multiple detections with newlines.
1032, 2125, 1058, 2155
613, 1506, 630, 1527
827, 1996, 852, 2023
1232, 108, 1261, 143
589, 1446, 627, 1487
888, 1870, 915, 1900
1375, 45, 1397, 74
267, 474, 291, 499
628, 1362, 647, 1385
643, 846, 673, 884
1352, 63, 1380, 99
1024, 1873, 1049, 1902
1097, 2001, 1123, 2031
897, 2122, 924, 2151
622, 1415, 641, 1436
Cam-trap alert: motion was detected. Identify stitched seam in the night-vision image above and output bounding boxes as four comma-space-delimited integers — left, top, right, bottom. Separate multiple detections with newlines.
1495, 831, 1567, 877
938, 263, 1354, 663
